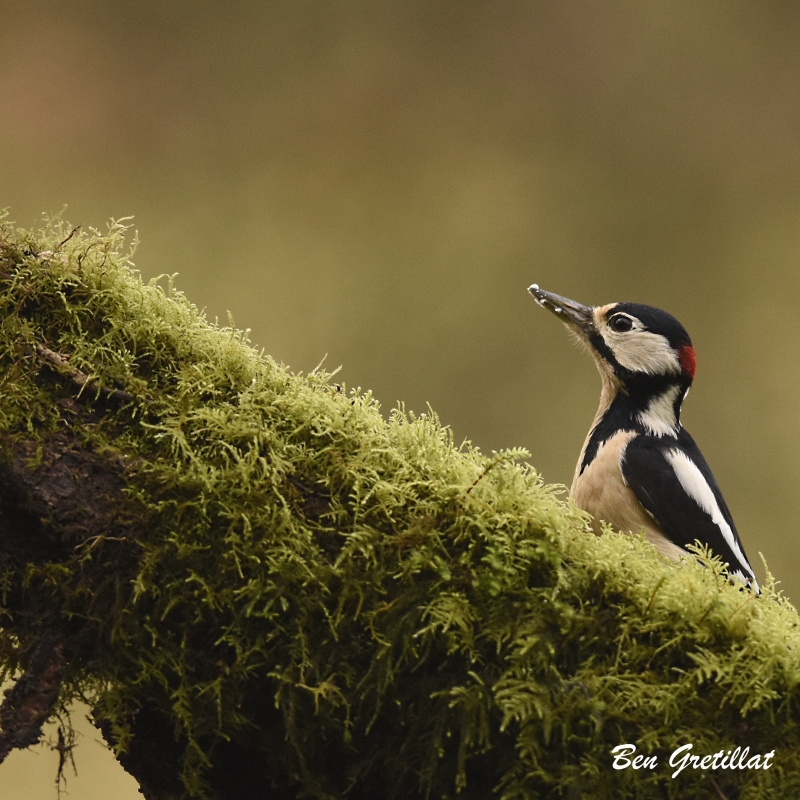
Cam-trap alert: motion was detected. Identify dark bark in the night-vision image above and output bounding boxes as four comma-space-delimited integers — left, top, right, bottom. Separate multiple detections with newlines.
0, 403, 314, 799
94, 706, 187, 800
0, 412, 190, 795
0, 630, 66, 763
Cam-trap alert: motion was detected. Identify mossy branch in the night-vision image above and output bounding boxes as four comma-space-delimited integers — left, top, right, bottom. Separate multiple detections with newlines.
0, 215, 798, 800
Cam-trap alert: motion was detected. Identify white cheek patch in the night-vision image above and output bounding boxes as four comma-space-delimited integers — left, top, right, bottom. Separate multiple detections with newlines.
665, 449, 757, 587
600, 327, 682, 375
637, 385, 681, 436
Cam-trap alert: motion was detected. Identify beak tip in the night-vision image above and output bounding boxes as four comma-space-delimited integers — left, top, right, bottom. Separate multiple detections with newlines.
528, 285, 558, 317
527, 284, 545, 306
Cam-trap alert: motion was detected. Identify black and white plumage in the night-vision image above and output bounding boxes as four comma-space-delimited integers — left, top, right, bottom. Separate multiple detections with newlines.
528, 285, 759, 593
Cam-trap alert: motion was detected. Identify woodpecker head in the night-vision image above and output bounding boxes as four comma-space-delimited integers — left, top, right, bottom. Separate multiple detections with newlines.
528, 284, 696, 405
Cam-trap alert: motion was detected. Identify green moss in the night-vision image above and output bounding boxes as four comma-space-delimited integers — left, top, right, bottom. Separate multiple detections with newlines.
0, 213, 798, 798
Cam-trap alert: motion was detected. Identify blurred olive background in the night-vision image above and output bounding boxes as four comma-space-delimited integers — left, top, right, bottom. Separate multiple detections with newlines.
3, 0, 800, 796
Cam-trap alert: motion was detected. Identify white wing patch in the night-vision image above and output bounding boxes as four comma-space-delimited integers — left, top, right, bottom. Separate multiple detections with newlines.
665, 449, 758, 590
637, 384, 681, 436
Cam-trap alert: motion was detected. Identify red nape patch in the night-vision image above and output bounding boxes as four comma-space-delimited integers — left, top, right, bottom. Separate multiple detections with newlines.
678, 345, 696, 379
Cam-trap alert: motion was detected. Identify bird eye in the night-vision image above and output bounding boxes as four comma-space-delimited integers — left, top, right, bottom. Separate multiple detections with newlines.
608, 314, 634, 332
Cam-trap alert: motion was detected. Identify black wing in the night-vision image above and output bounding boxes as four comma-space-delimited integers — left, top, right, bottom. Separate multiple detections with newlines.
621, 430, 757, 587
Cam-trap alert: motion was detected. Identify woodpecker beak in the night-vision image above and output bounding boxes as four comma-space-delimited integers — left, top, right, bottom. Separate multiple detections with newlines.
528, 285, 595, 335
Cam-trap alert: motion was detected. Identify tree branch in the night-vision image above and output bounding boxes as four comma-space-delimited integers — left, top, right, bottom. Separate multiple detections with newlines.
0, 217, 797, 800
0, 631, 66, 764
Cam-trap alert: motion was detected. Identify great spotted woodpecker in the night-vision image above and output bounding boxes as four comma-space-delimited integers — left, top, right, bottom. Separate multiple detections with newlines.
528, 285, 759, 593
